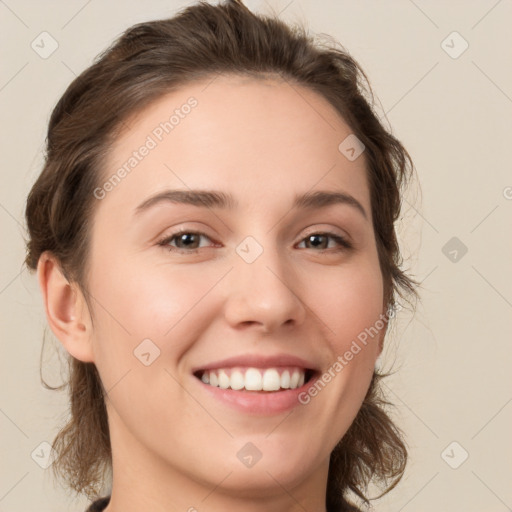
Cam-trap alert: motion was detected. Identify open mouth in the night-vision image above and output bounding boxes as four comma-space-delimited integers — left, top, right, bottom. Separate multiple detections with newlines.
194, 366, 316, 392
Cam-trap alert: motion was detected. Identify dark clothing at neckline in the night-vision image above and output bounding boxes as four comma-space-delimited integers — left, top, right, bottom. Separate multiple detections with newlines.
85, 496, 110, 512
85, 495, 362, 511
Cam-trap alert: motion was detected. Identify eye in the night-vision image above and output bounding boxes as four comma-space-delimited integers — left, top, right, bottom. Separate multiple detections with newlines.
297, 232, 352, 251
157, 230, 352, 254
157, 230, 215, 253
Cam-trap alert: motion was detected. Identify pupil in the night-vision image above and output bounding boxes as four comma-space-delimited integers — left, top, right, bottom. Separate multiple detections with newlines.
180, 233, 197, 247
309, 234, 325, 248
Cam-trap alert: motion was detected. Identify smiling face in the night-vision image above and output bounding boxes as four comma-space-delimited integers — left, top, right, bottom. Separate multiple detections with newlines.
81, 74, 386, 505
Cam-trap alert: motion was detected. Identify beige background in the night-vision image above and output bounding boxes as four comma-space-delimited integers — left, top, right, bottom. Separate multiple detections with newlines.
1, 1, 511, 511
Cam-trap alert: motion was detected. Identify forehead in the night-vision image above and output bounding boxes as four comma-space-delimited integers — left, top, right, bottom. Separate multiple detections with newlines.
98, 73, 370, 216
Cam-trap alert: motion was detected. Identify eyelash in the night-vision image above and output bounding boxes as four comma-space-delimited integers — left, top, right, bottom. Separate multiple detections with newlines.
156, 230, 353, 254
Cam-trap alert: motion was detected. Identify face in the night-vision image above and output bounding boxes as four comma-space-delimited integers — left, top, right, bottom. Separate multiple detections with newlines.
85, 74, 386, 498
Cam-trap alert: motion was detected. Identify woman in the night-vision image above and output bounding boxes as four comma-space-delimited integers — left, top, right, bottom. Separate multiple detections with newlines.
24, 1, 418, 510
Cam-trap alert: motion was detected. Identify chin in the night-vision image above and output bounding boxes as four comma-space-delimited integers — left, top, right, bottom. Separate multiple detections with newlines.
193, 435, 329, 497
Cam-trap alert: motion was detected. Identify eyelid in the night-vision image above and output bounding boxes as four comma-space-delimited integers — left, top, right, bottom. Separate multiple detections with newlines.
301, 225, 351, 242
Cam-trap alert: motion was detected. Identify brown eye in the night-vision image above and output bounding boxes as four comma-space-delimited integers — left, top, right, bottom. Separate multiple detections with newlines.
298, 233, 352, 251
173, 233, 201, 249
158, 231, 213, 252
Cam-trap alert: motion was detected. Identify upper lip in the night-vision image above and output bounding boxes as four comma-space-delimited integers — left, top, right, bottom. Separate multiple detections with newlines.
192, 353, 319, 373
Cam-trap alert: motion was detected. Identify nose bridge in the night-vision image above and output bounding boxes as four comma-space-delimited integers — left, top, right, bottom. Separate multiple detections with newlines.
223, 235, 306, 331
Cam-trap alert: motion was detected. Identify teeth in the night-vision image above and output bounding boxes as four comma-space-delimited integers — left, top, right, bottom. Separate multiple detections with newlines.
281, 370, 290, 389
262, 369, 280, 391
290, 370, 300, 389
200, 367, 307, 391
230, 370, 245, 390
218, 370, 230, 389
245, 368, 262, 391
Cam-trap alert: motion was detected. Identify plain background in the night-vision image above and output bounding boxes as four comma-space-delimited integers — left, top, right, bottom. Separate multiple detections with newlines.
1, 1, 511, 511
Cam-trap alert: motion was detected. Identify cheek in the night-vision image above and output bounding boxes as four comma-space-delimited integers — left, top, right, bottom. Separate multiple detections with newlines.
313, 257, 385, 355
299, 257, 384, 421
87, 251, 229, 366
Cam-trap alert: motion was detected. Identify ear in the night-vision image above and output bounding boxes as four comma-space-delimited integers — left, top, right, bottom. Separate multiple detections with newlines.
37, 251, 95, 363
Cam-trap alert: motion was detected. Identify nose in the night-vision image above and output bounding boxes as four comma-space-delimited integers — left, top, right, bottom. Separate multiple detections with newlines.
222, 244, 306, 334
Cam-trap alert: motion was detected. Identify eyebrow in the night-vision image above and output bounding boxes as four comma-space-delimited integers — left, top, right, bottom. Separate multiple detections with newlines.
134, 189, 368, 220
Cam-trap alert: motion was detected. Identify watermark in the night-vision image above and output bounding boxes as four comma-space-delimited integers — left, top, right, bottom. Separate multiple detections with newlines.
235, 236, 264, 264
133, 338, 161, 366
442, 236, 468, 263
31, 31, 59, 59
441, 31, 469, 60
441, 441, 469, 469
338, 134, 365, 161
31, 441, 56, 469
297, 304, 401, 405
236, 442, 262, 468
93, 96, 198, 200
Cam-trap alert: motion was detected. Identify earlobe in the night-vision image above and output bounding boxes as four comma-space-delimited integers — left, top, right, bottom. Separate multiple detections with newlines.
37, 252, 95, 363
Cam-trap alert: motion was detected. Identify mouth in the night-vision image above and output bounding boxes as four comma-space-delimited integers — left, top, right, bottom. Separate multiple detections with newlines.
191, 353, 320, 415
194, 366, 316, 392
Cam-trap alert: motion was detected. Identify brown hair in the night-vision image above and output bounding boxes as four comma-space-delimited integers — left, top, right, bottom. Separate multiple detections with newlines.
24, 1, 418, 509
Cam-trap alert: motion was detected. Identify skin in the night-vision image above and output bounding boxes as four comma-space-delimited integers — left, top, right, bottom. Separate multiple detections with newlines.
38, 74, 388, 512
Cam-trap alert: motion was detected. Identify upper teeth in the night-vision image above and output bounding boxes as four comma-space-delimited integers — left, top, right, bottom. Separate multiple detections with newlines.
200, 367, 306, 391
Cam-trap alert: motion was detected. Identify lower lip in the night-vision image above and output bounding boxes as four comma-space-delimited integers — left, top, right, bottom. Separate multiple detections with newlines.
195, 376, 317, 415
